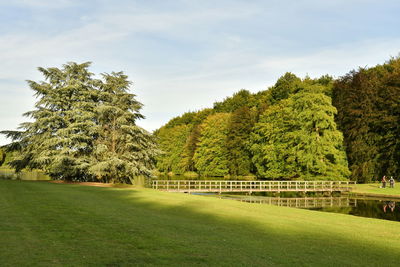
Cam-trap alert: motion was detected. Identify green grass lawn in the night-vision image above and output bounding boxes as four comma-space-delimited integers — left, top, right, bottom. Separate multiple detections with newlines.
1, 180, 400, 266
353, 183, 400, 197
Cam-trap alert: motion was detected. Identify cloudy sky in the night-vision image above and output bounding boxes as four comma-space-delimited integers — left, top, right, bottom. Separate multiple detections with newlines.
0, 0, 399, 145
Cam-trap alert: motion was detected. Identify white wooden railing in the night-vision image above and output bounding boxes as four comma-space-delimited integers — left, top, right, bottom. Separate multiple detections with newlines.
152, 180, 356, 193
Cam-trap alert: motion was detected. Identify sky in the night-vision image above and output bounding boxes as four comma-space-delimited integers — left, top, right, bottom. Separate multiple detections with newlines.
0, 0, 399, 145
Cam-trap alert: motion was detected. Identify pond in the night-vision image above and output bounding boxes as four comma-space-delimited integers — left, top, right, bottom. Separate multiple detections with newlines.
210, 194, 400, 222
311, 198, 400, 222
0, 168, 50, 180
156, 176, 400, 222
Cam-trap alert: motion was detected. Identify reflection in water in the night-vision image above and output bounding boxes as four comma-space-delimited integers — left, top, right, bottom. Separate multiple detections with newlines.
383, 201, 396, 213
216, 195, 400, 222
221, 196, 357, 209
317, 198, 400, 222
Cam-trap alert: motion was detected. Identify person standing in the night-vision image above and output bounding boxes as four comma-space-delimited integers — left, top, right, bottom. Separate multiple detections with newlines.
382, 175, 387, 188
389, 176, 395, 188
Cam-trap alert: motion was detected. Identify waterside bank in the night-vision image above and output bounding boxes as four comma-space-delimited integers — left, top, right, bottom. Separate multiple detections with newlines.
350, 183, 400, 199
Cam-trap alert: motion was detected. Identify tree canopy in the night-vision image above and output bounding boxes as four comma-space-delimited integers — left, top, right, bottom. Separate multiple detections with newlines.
193, 113, 231, 177
1, 62, 157, 183
250, 83, 350, 180
155, 124, 191, 175
7, 58, 395, 182
333, 58, 400, 182
155, 72, 354, 181
226, 106, 255, 176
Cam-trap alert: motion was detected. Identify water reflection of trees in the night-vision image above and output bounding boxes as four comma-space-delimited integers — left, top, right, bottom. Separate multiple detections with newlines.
314, 206, 352, 214
223, 196, 400, 222
320, 199, 400, 222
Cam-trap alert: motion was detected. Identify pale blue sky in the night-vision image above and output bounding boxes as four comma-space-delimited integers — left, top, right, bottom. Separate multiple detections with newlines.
1, 0, 399, 145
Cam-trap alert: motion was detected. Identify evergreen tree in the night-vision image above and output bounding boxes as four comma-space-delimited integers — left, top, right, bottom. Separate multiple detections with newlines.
2, 62, 98, 180
193, 113, 231, 177
1, 62, 157, 182
89, 72, 158, 183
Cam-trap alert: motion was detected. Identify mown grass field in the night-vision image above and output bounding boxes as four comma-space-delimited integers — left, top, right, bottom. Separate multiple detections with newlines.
353, 183, 400, 197
1, 180, 400, 266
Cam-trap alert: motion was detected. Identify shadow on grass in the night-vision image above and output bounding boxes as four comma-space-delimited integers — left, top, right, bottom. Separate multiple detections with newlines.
1, 180, 400, 266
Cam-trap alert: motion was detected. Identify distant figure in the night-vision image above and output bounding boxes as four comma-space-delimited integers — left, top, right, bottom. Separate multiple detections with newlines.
389, 176, 395, 188
382, 176, 387, 188
388, 201, 396, 212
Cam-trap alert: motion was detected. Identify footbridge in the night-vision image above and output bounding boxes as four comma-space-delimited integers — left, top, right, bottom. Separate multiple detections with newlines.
151, 180, 355, 194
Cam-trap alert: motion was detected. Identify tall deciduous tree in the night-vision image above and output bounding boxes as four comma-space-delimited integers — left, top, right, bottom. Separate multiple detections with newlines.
155, 124, 191, 175
333, 58, 400, 182
213, 89, 255, 112
226, 106, 255, 176
267, 72, 301, 104
193, 113, 231, 177
180, 124, 201, 172
250, 83, 350, 180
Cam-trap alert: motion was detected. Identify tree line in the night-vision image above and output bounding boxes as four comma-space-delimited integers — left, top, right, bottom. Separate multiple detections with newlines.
333, 57, 400, 182
1, 58, 398, 183
156, 57, 400, 182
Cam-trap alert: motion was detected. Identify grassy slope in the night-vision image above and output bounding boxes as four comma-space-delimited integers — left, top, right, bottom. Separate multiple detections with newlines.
353, 183, 400, 197
1, 181, 400, 266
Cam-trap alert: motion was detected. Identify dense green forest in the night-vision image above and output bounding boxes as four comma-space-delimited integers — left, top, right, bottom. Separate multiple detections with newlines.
333, 58, 400, 182
1, 59, 399, 183
156, 58, 400, 182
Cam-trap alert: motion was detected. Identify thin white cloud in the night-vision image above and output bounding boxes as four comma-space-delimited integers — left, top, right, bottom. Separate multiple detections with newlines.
259, 38, 400, 78
1, 0, 76, 8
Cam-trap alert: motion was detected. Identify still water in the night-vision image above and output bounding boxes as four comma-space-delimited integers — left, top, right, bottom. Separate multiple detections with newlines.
158, 176, 400, 222
0, 168, 50, 180
214, 195, 400, 222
